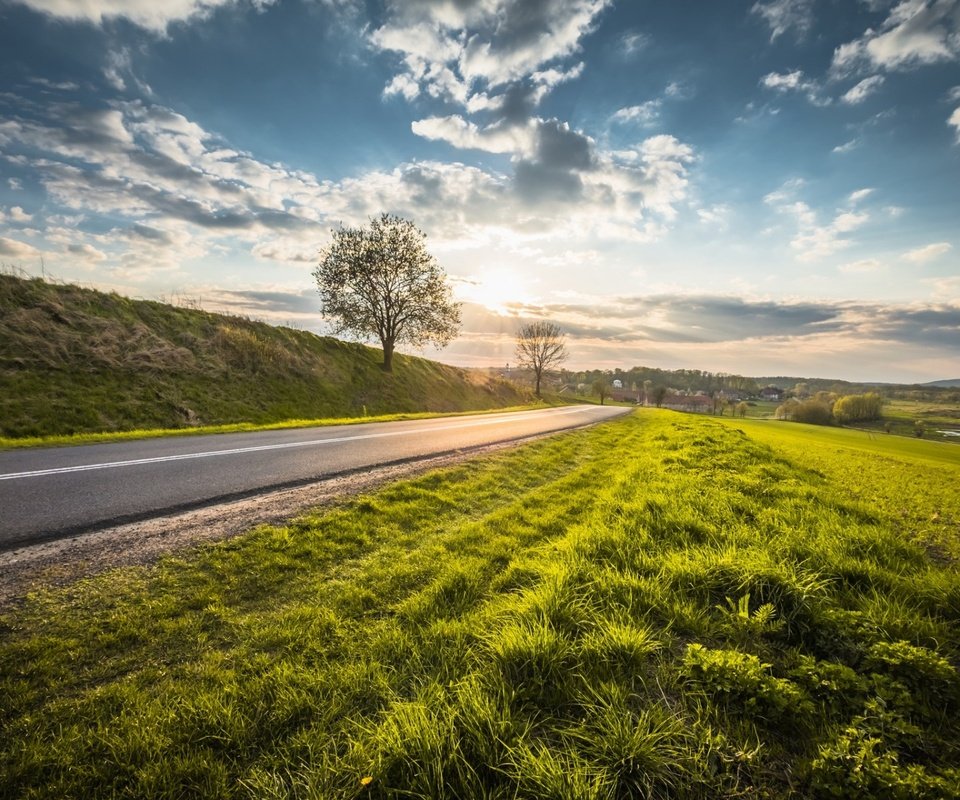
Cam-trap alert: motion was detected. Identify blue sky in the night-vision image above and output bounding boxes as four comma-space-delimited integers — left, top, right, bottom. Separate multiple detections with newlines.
1, 0, 958, 382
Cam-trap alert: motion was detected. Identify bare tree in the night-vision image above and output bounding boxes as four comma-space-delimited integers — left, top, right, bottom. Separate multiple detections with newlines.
314, 214, 461, 372
515, 321, 568, 398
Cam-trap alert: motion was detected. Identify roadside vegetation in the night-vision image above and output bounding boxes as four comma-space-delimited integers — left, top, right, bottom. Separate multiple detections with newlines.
0, 274, 528, 439
3, 410, 959, 798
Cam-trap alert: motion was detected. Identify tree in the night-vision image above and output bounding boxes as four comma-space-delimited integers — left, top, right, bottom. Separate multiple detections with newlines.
652, 385, 668, 408
735, 401, 749, 418
314, 214, 461, 372
515, 321, 568, 397
592, 379, 609, 405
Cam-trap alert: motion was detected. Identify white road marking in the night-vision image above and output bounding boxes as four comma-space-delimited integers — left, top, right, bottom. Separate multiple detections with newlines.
0, 406, 601, 481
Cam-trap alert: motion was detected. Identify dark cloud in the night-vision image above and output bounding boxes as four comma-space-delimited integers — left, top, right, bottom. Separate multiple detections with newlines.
210, 288, 320, 316
505, 294, 960, 348
535, 119, 595, 170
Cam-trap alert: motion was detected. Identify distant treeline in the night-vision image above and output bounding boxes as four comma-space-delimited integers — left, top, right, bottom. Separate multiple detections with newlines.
559, 366, 960, 401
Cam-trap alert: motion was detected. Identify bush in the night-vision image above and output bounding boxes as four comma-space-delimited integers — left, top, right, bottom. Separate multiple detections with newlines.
834, 393, 884, 424
793, 400, 834, 425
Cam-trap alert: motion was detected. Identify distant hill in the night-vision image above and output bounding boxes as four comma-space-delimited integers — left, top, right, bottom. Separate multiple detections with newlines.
922, 379, 960, 388
0, 274, 530, 439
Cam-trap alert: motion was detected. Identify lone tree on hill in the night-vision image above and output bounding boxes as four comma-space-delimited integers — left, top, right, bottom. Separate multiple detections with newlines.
515, 321, 568, 398
314, 214, 461, 372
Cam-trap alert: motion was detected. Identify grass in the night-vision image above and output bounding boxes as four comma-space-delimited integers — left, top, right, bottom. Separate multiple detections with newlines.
0, 274, 530, 439
711, 416, 960, 561
2, 409, 960, 798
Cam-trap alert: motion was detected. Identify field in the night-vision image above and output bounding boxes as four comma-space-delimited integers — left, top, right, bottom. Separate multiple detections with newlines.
2, 410, 959, 798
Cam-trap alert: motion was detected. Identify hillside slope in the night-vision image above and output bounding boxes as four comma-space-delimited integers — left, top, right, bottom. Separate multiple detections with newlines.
0, 275, 530, 438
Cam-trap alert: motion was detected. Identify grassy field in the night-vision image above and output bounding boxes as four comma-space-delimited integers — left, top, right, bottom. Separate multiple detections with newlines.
2, 410, 959, 798
0, 274, 530, 439
860, 398, 960, 442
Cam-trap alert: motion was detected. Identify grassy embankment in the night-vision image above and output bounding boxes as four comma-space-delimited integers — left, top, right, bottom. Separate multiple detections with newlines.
3, 410, 959, 798
0, 274, 531, 442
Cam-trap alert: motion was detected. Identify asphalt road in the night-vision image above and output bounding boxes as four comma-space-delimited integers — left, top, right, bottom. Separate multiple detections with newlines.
0, 405, 630, 549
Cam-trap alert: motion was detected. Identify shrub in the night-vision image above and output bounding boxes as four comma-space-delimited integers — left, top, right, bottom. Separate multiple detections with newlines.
834, 393, 884, 425
793, 400, 834, 425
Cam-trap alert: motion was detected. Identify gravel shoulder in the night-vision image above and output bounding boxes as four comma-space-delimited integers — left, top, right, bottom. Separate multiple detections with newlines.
0, 437, 544, 609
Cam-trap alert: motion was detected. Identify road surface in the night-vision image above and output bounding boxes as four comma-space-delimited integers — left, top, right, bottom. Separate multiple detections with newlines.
0, 405, 630, 549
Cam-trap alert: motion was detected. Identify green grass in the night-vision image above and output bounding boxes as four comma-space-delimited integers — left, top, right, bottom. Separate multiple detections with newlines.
0, 274, 530, 439
2, 409, 959, 798
711, 416, 960, 561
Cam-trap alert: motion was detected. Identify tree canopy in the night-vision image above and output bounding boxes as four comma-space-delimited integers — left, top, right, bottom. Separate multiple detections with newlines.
313, 214, 461, 372
515, 321, 568, 398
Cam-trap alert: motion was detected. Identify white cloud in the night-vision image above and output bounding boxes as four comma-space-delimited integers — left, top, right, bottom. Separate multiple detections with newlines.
618, 31, 650, 56
8, 0, 277, 32
411, 115, 537, 155
0, 236, 40, 257
611, 100, 661, 125
8, 178, 23, 191
848, 188, 875, 203
832, 138, 861, 153
765, 181, 870, 260
696, 204, 730, 227
902, 241, 953, 262
841, 75, 886, 103
759, 69, 828, 104
2, 206, 33, 223
950, 106, 960, 141
371, 0, 609, 104
751, 0, 815, 41
1, 92, 697, 280
839, 258, 882, 273
948, 85, 960, 101
832, 0, 960, 74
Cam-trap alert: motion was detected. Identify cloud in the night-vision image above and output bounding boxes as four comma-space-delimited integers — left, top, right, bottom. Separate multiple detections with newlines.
841, 75, 886, 103
902, 241, 952, 262
7, 0, 280, 32
0, 237, 41, 257
751, 0, 815, 41
611, 100, 661, 125
838, 258, 882, 273
950, 106, 960, 140
494, 292, 960, 353
371, 0, 610, 98
832, 138, 861, 154
618, 31, 651, 56
832, 0, 960, 74
67, 242, 107, 262
410, 115, 537, 155
764, 181, 870, 260
1, 206, 33, 223
759, 69, 828, 104
848, 188, 875, 203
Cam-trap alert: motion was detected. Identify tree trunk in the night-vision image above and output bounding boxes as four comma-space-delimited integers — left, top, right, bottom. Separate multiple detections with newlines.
382, 340, 394, 372
535, 370, 542, 397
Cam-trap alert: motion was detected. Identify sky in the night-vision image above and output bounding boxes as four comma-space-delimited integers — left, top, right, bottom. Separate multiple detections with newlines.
0, 0, 958, 383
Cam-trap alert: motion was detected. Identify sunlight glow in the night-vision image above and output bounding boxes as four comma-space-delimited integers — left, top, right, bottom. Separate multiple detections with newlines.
457, 268, 535, 314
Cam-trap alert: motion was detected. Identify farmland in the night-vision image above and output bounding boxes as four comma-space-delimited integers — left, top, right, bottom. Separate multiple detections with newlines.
2, 410, 959, 798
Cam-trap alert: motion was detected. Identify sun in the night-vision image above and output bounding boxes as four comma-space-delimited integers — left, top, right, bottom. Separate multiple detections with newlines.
459, 268, 534, 314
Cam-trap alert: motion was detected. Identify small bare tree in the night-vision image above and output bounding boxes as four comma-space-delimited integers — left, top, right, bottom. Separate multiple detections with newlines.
515, 321, 568, 398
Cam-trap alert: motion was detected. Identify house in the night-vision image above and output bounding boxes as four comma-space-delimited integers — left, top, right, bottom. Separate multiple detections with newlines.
759, 386, 783, 401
